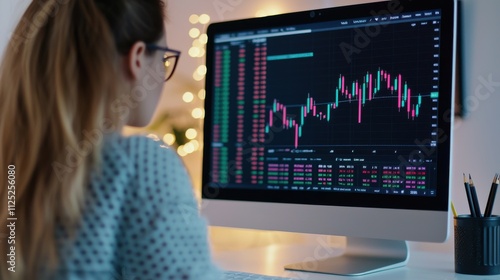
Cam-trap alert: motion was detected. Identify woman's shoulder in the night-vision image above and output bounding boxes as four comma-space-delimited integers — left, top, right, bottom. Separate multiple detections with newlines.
101, 133, 180, 169
101, 133, 193, 200
104, 133, 176, 157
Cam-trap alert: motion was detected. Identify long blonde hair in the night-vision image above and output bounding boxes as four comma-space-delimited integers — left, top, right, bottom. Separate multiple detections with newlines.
0, 1, 165, 279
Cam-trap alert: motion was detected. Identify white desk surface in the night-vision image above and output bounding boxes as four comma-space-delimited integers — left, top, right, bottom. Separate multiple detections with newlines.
213, 243, 499, 280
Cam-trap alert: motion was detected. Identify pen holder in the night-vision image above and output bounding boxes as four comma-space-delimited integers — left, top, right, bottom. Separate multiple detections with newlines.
454, 215, 500, 275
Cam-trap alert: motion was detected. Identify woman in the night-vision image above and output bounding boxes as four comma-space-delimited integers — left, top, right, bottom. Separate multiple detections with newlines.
0, 0, 222, 279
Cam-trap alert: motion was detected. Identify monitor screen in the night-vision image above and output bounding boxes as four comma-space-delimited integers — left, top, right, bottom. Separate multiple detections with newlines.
202, 0, 454, 213
202, 1, 456, 275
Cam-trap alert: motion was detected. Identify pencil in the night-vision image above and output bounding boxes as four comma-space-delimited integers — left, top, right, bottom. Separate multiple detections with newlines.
469, 174, 482, 217
464, 173, 477, 217
484, 173, 499, 217
451, 201, 458, 218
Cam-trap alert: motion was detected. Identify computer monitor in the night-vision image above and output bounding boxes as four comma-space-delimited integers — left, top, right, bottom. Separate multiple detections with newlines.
201, 0, 456, 275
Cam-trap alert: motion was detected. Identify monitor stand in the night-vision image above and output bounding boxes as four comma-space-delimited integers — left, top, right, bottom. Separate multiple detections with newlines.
284, 237, 409, 276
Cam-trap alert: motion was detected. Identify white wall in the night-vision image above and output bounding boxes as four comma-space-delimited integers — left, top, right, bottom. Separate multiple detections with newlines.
0, 1, 29, 59
453, 0, 500, 212
0, 1, 13, 58
1, 0, 499, 248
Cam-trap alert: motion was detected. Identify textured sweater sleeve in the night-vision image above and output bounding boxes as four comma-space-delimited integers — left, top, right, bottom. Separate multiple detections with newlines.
118, 136, 222, 280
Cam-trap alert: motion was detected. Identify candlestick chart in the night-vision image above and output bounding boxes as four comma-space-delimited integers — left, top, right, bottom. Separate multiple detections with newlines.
267, 69, 435, 148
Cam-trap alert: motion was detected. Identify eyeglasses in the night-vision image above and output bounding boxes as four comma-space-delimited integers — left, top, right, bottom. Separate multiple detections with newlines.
146, 44, 181, 82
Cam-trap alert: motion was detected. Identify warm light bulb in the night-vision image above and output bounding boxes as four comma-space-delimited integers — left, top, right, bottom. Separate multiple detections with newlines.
196, 65, 207, 76
189, 14, 199, 24
190, 140, 200, 151
192, 39, 203, 48
182, 92, 194, 103
189, 47, 201, 57
189, 28, 201, 38
198, 89, 206, 100
163, 133, 176, 146
185, 128, 198, 140
193, 72, 204, 81
177, 145, 187, 157
199, 34, 208, 44
199, 14, 210, 24
192, 108, 204, 119
184, 142, 195, 154
198, 48, 206, 58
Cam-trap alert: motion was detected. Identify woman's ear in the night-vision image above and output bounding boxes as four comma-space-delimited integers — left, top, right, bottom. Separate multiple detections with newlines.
124, 41, 147, 81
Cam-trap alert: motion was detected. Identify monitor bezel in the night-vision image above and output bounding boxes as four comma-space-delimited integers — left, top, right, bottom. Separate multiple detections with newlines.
202, 0, 455, 212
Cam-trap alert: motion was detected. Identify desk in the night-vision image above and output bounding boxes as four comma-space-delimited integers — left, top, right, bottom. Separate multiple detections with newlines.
213, 243, 498, 280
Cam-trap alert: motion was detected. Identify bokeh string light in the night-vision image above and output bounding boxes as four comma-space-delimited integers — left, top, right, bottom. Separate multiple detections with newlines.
163, 13, 211, 157
189, 13, 209, 82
